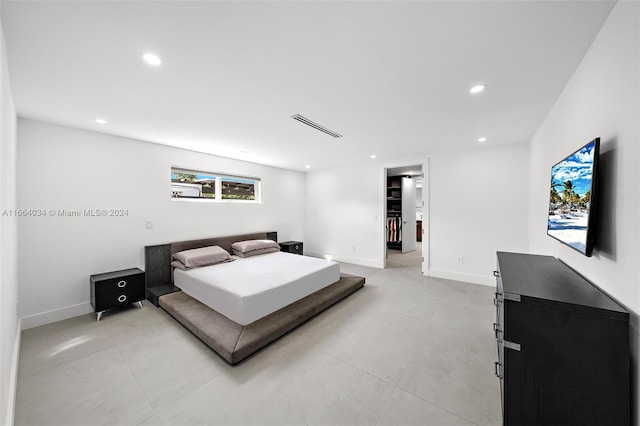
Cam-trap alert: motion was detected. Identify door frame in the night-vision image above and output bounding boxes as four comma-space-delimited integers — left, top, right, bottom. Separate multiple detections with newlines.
381, 157, 429, 275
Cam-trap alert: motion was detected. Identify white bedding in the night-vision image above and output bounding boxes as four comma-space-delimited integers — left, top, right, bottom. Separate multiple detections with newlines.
173, 252, 340, 325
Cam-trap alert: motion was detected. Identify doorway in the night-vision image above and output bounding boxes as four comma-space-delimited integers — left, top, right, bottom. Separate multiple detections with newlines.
385, 164, 423, 269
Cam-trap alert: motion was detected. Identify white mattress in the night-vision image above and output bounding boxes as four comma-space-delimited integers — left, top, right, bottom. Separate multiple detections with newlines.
173, 252, 340, 325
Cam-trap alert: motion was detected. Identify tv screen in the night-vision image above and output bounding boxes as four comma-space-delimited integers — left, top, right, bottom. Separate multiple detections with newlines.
547, 138, 600, 256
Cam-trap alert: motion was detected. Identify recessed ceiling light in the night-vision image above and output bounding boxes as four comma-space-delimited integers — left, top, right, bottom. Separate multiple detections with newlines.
305, 165, 311, 169
143, 53, 162, 66
470, 84, 485, 94
478, 137, 487, 143
370, 155, 377, 159
93, 117, 107, 124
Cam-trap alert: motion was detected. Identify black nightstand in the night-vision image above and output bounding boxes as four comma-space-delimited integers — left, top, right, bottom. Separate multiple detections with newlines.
279, 241, 303, 255
90, 268, 145, 321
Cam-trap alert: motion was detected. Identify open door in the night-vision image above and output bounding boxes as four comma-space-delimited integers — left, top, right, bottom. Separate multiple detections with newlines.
401, 176, 416, 253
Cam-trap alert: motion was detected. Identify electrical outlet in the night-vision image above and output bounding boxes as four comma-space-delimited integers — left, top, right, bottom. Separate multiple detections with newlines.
456, 256, 463, 264
146, 220, 153, 229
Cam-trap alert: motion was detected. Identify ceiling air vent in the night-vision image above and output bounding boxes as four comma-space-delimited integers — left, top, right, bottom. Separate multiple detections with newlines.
291, 114, 342, 138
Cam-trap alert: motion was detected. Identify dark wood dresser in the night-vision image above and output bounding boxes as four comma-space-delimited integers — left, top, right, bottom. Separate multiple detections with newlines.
90, 268, 145, 321
494, 251, 629, 426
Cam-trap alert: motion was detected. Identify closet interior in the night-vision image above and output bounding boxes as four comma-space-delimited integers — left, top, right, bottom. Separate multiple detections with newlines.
386, 176, 403, 250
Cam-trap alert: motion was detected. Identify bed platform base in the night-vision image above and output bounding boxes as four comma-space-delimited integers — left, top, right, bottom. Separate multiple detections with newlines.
145, 231, 365, 365
160, 273, 364, 364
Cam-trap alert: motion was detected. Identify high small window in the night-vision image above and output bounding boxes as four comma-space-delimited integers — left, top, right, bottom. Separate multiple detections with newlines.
171, 167, 260, 203
171, 170, 217, 199
221, 177, 256, 200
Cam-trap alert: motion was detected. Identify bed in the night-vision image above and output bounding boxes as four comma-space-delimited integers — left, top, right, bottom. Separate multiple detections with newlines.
144, 232, 365, 365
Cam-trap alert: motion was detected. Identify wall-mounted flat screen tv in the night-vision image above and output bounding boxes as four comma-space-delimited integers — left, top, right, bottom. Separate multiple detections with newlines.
547, 138, 600, 256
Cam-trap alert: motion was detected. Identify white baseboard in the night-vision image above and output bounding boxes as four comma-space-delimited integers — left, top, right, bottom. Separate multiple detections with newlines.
21, 302, 93, 330
305, 251, 383, 269
428, 268, 495, 287
5, 317, 21, 426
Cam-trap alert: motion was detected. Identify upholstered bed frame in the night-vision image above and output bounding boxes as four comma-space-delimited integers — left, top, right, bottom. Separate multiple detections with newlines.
144, 232, 365, 365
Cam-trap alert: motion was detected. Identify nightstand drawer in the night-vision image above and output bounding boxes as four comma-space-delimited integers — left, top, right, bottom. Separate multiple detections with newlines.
93, 287, 145, 312
94, 273, 144, 296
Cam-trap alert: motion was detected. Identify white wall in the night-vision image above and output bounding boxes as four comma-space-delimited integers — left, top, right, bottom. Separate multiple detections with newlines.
0, 13, 18, 426
305, 162, 383, 268
429, 142, 530, 285
527, 1, 639, 422
304, 143, 529, 280
17, 119, 306, 328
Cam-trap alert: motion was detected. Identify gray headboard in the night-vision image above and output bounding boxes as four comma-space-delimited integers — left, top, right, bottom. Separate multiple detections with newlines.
144, 231, 277, 289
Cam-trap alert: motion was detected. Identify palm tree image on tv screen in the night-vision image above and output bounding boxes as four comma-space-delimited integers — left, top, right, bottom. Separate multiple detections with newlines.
547, 139, 599, 255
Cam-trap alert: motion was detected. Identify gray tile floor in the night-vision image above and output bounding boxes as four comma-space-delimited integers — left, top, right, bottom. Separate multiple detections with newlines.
16, 249, 501, 426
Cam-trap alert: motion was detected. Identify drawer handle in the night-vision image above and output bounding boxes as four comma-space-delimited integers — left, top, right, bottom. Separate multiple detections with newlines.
117, 280, 127, 288
494, 361, 502, 379
493, 323, 502, 340
117, 294, 127, 303
493, 292, 502, 306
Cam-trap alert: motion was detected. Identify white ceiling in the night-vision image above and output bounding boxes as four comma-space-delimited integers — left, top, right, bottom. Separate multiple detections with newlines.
1, 1, 615, 172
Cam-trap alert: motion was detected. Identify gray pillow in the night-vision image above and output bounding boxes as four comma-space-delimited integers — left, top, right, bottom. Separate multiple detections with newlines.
171, 260, 189, 270
231, 239, 280, 257
173, 245, 232, 268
